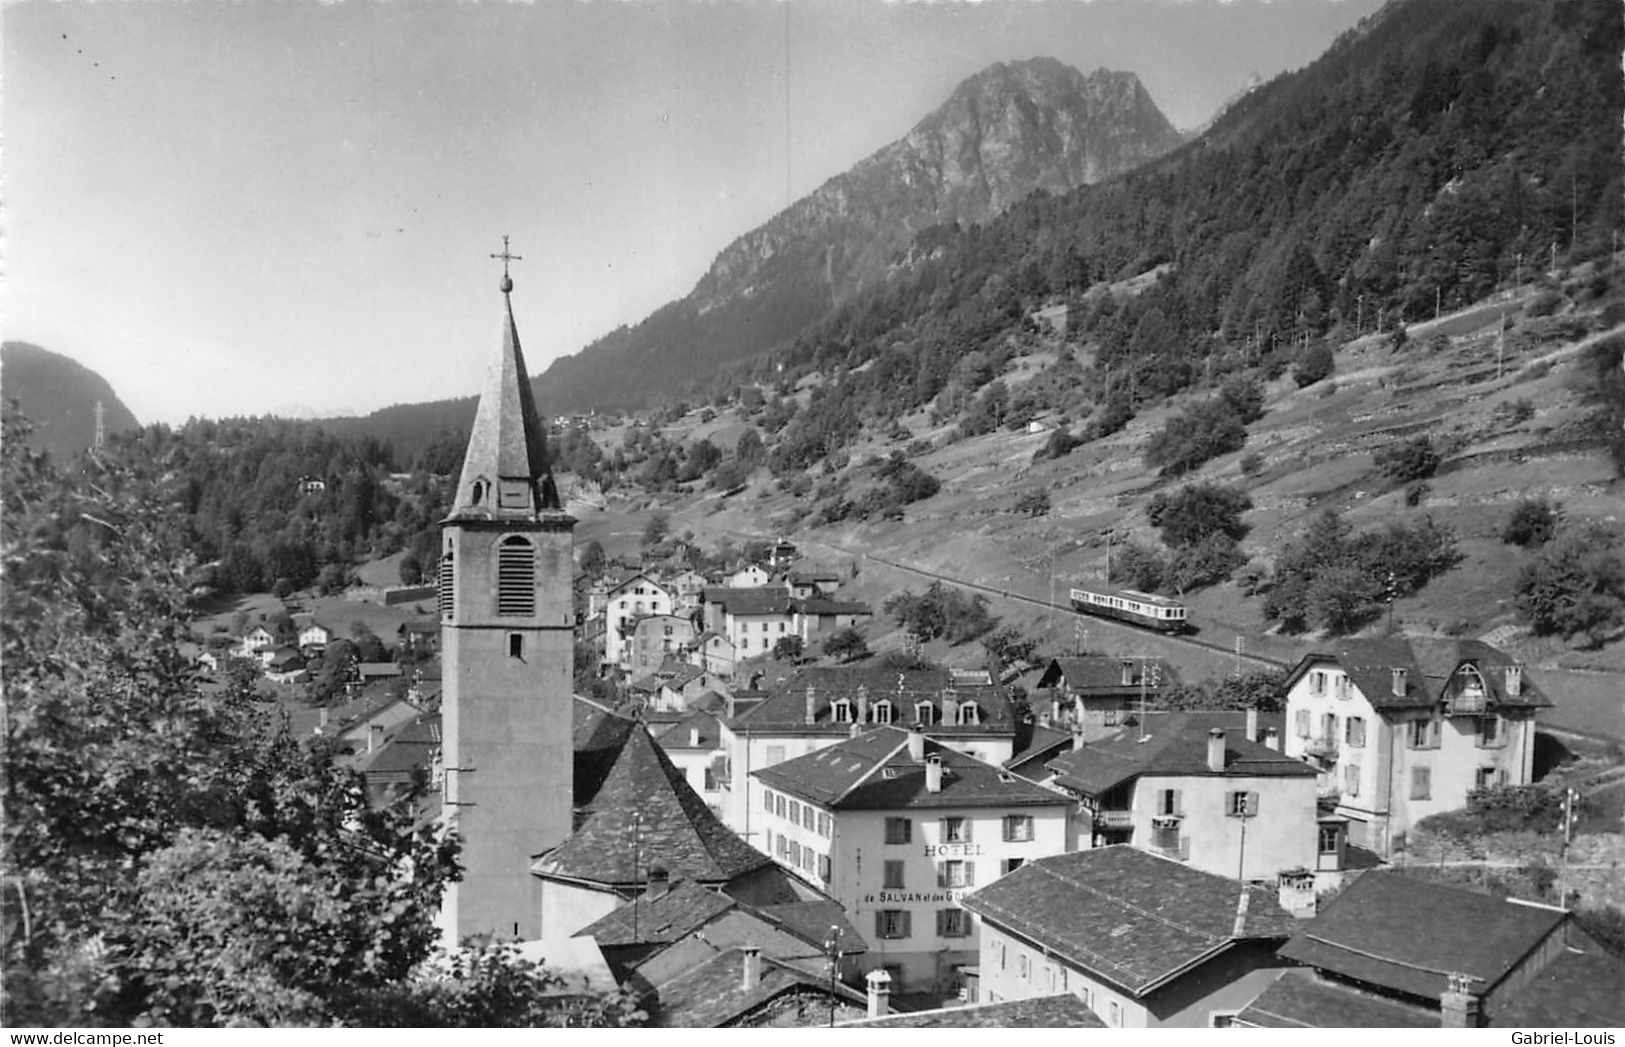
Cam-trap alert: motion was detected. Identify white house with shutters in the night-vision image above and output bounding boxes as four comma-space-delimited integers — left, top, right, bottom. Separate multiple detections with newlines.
751, 725, 1070, 994
603, 573, 675, 671
1281, 639, 1549, 857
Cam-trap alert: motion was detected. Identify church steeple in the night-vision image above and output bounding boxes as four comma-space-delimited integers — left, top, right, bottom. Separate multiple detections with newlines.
449, 239, 560, 520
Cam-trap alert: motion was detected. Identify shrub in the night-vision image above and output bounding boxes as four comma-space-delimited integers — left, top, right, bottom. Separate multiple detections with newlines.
1526, 290, 1565, 317
822, 628, 870, 663
884, 582, 996, 645
1109, 540, 1167, 592
1293, 342, 1335, 387
1166, 533, 1247, 593
1013, 489, 1051, 518
1496, 398, 1536, 425
1502, 497, 1561, 548
1239, 451, 1265, 477
1218, 376, 1266, 425
1515, 522, 1625, 644
1375, 436, 1441, 483
1404, 481, 1430, 506
1033, 426, 1079, 462
1144, 400, 1248, 477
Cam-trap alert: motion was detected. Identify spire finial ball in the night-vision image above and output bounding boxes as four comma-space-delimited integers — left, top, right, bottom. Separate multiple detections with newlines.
500, 275, 514, 294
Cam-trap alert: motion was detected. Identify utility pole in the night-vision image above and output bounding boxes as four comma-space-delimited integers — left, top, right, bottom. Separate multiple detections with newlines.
1357, 294, 1364, 336
1558, 787, 1580, 908
1234, 636, 1244, 677
1497, 310, 1506, 381
1435, 286, 1441, 321
824, 925, 843, 1027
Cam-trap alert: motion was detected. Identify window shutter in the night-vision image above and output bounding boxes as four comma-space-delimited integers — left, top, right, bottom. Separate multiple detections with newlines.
1295, 708, 1310, 737
936, 910, 948, 936
901, 911, 911, 938
963, 819, 973, 842
1173, 789, 1184, 816
875, 911, 885, 938
1245, 792, 1259, 817
937, 863, 948, 888
965, 861, 975, 887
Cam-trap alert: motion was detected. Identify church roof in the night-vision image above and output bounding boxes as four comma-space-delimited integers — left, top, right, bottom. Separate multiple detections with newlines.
447, 269, 560, 520
532, 724, 771, 888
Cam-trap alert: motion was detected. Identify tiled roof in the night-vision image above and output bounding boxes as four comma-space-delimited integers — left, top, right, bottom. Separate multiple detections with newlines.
1045, 713, 1313, 796
1278, 872, 1566, 1000
705, 587, 797, 616
354, 713, 440, 777
1003, 724, 1074, 778
575, 881, 736, 947
532, 725, 771, 887
647, 947, 866, 1028
651, 710, 723, 750
730, 667, 1014, 737
753, 901, 868, 956
608, 572, 668, 597
1235, 970, 1438, 1028
754, 727, 1066, 811
1036, 656, 1181, 695
1488, 948, 1625, 1027
1285, 639, 1550, 711
960, 845, 1298, 996
842, 994, 1106, 1028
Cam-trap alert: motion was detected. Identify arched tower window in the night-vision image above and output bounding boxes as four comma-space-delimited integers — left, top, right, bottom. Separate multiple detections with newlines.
496, 536, 536, 616
471, 479, 488, 506
438, 552, 455, 620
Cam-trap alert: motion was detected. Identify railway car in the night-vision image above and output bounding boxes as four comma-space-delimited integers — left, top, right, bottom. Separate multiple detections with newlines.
1069, 586, 1190, 633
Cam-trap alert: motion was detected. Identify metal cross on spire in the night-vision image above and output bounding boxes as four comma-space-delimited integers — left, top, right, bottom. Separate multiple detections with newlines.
491, 235, 523, 291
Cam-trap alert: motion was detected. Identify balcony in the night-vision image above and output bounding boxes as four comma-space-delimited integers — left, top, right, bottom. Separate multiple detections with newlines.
1094, 809, 1134, 830
1305, 736, 1340, 759
1446, 692, 1488, 716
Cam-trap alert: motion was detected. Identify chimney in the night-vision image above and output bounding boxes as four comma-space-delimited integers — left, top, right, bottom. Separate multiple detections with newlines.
865, 968, 892, 1019
689, 727, 701, 747
1392, 667, 1408, 697
369, 722, 384, 754
856, 685, 870, 724
646, 866, 670, 899
908, 724, 926, 762
940, 686, 958, 726
1505, 665, 1522, 697
741, 945, 762, 991
319, 705, 330, 729
1072, 726, 1087, 752
804, 685, 817, 726
726, 691, 737, 722
850, 722, 863, 739
1121, 660, 1134, 687
926, 753, 943, 794
1246, 707, 1260, 743
1276, 869, 1317, 918
1207, 728, 1226, 773
1440, 974, 1483, 1028
1264, 726, 1281, 751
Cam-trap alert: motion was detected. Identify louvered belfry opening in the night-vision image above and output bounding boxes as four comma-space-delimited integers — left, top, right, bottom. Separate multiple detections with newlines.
496, 535, 536, 616
438, 552, 455, 620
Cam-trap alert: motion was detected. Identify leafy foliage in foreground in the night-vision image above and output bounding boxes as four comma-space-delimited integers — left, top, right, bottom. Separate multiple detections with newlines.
0, 405, 640, 1027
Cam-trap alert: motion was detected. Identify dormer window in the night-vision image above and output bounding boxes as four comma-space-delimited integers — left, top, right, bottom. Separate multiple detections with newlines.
872, 700, 895, 725
470, 479, 488, 506
957, 702, 981, 725
832, 699, 854, 724
915, 701, 936, 725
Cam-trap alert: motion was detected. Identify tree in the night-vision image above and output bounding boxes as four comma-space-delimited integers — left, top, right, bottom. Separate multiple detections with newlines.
1143, 400, 1248, 477
771, 636, 805, 662
1514, 523, 1625, 644
1292, 342, 1335, 387
1109, 540, 1167, 592
578, 539, 607, 577
1158, 669, 1287, 712
1146, 483, 1253, 548
822, 628, 870, 664
641, 511, 670, 548
1502, 497, 1560, 548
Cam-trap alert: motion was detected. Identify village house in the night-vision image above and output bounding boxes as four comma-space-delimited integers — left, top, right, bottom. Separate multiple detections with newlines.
628, 614, 700, 678
1281, 639, 1550, 856
695, 631, 739, 680
1033, 655, 1180, 742
1043, 711, 1336, 885
702, 587, 799, 660
604, 573, 675, 671
263, 646, 307, 683
629, 661, 726, 713
961, 845, 1301, 1027
784, 570, 841, 600
237, 624, 276, 659
664, 568, 711, 613
297, 619, 336, 653
718, 666, 1024, 840
648, 708, 729, 816
794, 597, 873, 646
637, 944, 867, 1027
394, 617, 438, 656
724, 563, 771, 589
752, 725, 1070, 994
840, 991, 1105, 1028
1234, 871, 1625, 1028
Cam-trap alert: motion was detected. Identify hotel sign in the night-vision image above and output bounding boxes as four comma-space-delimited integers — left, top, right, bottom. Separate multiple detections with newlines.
864, 891, 962, 904
923, 842, 983, 858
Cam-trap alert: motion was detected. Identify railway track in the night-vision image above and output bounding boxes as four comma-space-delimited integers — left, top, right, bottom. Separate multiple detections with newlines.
719, 527, 1289, 672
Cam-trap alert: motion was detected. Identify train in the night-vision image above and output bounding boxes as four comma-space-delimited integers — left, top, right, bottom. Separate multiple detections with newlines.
1069, 586, 1191, 634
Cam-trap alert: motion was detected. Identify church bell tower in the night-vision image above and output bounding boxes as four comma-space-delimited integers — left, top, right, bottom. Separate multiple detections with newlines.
438, 241, 575, 944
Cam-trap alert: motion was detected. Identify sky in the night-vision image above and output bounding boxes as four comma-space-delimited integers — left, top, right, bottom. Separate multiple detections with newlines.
3, 0, 1388, 426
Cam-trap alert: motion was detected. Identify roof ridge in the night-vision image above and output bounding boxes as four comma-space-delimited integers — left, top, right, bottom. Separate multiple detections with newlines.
1300, 932, 1487, 982
968, 884, 1142, 986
